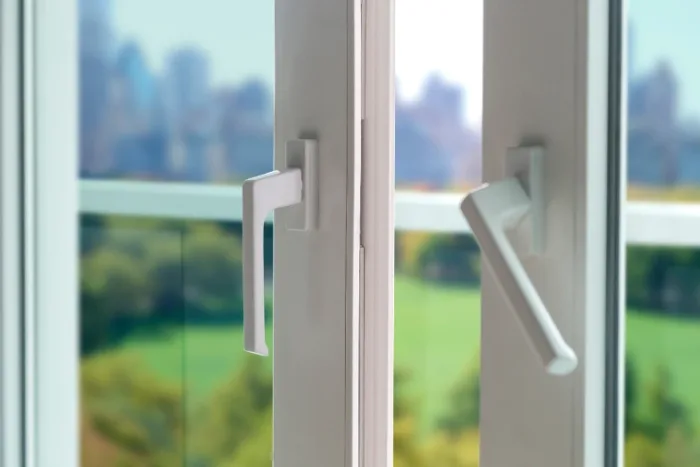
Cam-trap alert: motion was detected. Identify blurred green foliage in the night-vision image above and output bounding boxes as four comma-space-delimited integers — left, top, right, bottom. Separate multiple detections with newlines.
191, 357, 272, 465
397, 232, 481, 284
81, 353, 184, 466
81, 349, 700, 466
79, 220, 700, 466
79, 218, 272, 355
627, 246, 700, 316
437, 356, 480, 435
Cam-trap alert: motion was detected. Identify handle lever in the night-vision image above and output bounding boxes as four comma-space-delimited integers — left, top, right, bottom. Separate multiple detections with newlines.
460, 147, 577, 375
242, 140, 317, 356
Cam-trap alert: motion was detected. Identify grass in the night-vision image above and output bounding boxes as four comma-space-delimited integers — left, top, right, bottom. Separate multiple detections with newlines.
625, 312, 700, 425
393, 276, 481, 435
105, 275, 700, 435
116, 325, 274, 397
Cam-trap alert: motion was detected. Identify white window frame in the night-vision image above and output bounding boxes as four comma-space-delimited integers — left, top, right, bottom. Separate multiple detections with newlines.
24, 0, 364, 466
1, 0, 25, 465
19, 0, 694, 464
26, 0, 81, 465
359, 0, 394, 464
74, 2, 678, 466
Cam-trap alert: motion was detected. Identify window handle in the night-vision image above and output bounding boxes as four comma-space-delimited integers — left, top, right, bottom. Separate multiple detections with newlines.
242, 140, 317, 356
460, 147, 577, 375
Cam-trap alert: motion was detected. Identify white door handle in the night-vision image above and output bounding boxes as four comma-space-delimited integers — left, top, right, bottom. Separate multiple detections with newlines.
460, 147, 577, 375
242, 139, 317, 356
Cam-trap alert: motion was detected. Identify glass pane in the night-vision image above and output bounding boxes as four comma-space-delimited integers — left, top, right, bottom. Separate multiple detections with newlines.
79, 0, 275, 461
625, 246, 700, 465
394, 0, 483, 465
79, 0, 274, 182
627, 1, 700, 201
80, 216, 273, 466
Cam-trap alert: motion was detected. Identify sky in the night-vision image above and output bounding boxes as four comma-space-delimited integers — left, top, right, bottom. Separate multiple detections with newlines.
110, 0, 700, 126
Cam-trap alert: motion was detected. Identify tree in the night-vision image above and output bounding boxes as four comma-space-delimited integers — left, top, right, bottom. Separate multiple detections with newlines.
145, 232, 185, 323
222, 411, 273, 466
626, 355, 640, 434
416, 234, 480, 284
183, 224, 244, 321
624, 360, 700, 467
394, 368, 427, 467
192, 357, 273, 464
81, 248, 152, 354
437, 357, 480, 435
81, 354, 184, 466
644, 366, 693, 441
423, 429, 479, 467
625, 434, 664, 467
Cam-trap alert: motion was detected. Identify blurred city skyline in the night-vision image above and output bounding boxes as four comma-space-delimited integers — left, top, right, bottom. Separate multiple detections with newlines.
79, 0, 483, 186
79, 0, 700, 189
102, 0, 700, 124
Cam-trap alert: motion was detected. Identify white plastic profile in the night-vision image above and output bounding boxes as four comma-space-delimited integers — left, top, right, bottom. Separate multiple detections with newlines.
460, 147, 578, 376
242, 140, 317, 356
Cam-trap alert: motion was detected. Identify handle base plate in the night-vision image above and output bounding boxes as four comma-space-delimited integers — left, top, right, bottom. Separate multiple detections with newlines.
285, 139, 318, 231
506, 146, 545, 255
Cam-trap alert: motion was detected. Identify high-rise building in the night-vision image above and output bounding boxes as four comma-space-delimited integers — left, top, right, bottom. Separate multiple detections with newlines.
233, 80, 273, 125
115, 42, 156, 122
164, 48, 212, 127
402, 76, 481, 186
628, 62, 681, 185
420, 75, 464, 125
79, 0, 115, 60
110, 42, 166, 178
216, 82, 274, 180
395, 103, 452, 188
627, 22, 636, 81
79, 0, 116, 176
162, 48, 215, 181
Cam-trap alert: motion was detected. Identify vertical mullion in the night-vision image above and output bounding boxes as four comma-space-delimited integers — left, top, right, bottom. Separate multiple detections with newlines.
574, 0, 613, 465
21, 0, 36, 463
604, 0, 626, 465
1, 0, 24, 464
359, 0, 395, 465
31, 0, 79, 465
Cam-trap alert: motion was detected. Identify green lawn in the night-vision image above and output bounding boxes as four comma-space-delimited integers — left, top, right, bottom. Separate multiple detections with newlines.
625, 311, 700, 425
393, 276, 481, 435
107, 275, 700, 435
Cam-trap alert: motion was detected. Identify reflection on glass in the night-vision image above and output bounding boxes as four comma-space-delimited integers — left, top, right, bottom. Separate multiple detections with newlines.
627, 2, 700, 200
394, 232, 481, 466
80, 217, 273, 466
79, 0, 274, 182
625, 246, 700, 466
